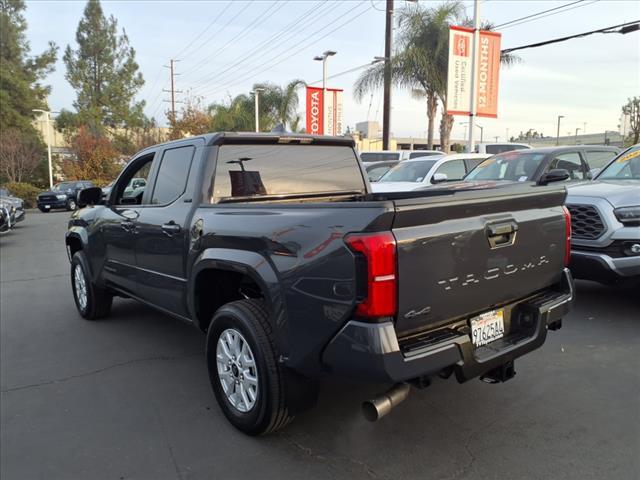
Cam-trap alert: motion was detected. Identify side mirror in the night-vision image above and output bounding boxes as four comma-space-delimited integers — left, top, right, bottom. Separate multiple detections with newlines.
77, 187, 103, 207
538, 168, 569, 186
431, 173, 448, 184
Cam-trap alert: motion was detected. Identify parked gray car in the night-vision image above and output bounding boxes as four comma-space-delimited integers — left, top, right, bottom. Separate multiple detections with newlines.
565, 144, 640, 284
0, 187, 25, 224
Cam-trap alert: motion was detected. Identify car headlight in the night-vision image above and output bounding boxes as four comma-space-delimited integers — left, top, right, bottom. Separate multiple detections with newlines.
56, 194, 67, 200
614, 206, 640, 225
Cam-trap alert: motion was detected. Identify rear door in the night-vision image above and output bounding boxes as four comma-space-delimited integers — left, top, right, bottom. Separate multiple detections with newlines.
134, 140, 201, 317
391, 185, 567, 336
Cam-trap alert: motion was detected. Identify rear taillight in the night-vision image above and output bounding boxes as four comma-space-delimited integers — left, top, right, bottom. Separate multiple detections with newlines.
562, 206, 571, 266
344, 231, 397, 318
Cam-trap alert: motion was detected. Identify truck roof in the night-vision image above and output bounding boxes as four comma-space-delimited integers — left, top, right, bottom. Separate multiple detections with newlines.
141, 132, 356, 152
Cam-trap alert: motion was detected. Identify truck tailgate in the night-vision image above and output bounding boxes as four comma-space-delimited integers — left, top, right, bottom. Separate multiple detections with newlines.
391, 183, 567, 336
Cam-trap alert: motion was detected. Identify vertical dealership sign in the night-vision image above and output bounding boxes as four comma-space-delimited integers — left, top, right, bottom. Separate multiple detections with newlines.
306, 86, 344, 135
446, 26, 502, 118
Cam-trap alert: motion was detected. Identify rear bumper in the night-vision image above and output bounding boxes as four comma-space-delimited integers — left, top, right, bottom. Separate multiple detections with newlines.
570, 249, 640, 281
322, 268, 574, 383
37, 200, 67, 209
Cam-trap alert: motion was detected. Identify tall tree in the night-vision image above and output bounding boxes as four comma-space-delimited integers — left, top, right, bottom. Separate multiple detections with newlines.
0, 0, 57, 140
622, 97, 640, 145
63, 0, 145, 136
0, 128, 42, 183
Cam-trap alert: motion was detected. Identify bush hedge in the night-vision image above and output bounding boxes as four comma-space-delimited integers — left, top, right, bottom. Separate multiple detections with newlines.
2, 182, 43, 208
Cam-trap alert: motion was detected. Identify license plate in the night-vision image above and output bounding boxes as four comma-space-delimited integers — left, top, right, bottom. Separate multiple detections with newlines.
470, 309, 504, 347
44, 205, 50, 209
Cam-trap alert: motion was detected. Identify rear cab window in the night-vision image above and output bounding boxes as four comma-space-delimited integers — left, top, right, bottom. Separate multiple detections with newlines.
151, 146, 196, 205
360, 152, 400, 162
212, 144, 365, 202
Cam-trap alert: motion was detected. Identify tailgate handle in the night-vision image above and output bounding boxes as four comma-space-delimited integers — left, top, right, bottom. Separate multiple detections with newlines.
487, 222, 518, 248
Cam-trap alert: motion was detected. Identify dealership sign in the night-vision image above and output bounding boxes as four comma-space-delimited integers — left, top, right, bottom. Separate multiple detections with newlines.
446, 26, 502, 118
306, 86, 344, 135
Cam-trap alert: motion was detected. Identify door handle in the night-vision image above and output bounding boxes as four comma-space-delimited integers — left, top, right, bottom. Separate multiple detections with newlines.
161, 222, 181, 236
120, 220, 134, 232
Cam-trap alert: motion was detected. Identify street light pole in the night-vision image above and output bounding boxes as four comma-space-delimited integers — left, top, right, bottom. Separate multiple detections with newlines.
382, 0, 393, 150
33, 109, 53, 189
252, 88, 264, 132
467, 0, 481, 153
575, 127, 581, 144
314, 50, 336, 135
556, 115, 564, 146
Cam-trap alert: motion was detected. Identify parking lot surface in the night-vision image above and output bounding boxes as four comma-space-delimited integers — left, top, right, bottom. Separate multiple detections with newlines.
1, 211, 639, 480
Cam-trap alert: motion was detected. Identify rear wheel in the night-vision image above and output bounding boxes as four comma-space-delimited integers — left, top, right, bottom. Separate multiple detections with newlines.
39, 207, 50, 213
206, 299, 293, 435
71, 251, 112, 320
67, 199, 77, 211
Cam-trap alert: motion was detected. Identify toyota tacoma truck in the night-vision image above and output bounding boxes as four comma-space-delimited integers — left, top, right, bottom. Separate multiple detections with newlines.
66, 133, 574, 435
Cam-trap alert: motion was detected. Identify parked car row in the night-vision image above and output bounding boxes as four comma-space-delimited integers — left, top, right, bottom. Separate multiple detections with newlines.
37, 181, 95, 212
0, 187, 26, 233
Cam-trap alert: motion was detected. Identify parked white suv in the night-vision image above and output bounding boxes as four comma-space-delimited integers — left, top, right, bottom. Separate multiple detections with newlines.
359, 149, 444, 163
371, 153, 491, 192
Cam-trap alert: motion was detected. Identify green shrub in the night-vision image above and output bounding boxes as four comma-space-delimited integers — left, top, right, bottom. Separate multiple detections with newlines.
2, 182, 42, 208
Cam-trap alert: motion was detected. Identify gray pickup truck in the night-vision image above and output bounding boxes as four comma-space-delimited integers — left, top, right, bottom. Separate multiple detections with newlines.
66, 133, 574, 435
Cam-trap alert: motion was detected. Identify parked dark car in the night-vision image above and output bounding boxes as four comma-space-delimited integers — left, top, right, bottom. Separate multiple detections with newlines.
365, 160, 398, 182
0, 187, 25, 223
37, 181, 94, 212
0, 200, 15, 232
464, 146, 620, 184
566, 144, 640, 284
66, 132, 573, 435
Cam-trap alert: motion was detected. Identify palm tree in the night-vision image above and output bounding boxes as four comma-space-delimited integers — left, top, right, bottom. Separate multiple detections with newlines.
354, 2, 464, 150
355, 2, 520, 152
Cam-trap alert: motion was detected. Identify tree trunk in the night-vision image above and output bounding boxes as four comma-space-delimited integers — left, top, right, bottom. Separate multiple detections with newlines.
426, 92, 437, 150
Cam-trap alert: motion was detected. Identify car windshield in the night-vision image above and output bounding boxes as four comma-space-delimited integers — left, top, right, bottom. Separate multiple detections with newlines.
378, 160, 438, 183
597, 147, 640, 179
52, 182, 75, 192
465, 152, 547, 181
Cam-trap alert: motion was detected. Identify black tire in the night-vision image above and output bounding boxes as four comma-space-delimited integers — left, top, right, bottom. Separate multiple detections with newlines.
66, 198, 77, 211
206, 299, 293, 435
71, 251, 112, 320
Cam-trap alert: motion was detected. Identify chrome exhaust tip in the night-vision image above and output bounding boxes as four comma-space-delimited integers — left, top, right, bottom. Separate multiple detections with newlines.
362, 383, 411, 422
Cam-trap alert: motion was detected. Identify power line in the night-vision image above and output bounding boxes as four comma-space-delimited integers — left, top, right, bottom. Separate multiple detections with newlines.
198, 2, 371, 98
173, 1, 234, 61
500, 1, 600, 31
184, 0, 287, 86
495, 0, 585, 28
179, 1, 256, 77
502, 20, 639, 54
188, 0, 340, 92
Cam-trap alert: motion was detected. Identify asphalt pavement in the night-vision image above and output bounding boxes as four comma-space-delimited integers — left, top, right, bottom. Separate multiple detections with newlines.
1, 211, 639, 480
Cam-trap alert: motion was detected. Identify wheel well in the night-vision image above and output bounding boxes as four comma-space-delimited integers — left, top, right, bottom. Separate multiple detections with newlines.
194, 268, 263, 332
66, 236, 83, 258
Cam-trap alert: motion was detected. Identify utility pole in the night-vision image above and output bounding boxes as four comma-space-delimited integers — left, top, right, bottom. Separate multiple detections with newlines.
556, 115, 564, 146
33, 109, 53, 189
494, 136, 499, 143
252, 88, 264, 132
467, 0, 480, 153
575, 127, 581, 144
382, 0, 393, 150
163, 59, 182, 121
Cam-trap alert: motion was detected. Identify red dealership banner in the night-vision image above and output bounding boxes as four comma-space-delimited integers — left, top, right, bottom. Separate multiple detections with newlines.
305, 86, 344, 135
446, 26, 502, 118
306, 87, 324, 135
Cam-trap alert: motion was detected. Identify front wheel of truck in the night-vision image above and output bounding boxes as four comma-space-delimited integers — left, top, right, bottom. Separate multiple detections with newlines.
206, 299, 293, 435
71, 251, 112, 320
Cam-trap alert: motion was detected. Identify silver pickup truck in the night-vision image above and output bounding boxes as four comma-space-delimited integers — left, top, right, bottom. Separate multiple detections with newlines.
566, 144, 640, 284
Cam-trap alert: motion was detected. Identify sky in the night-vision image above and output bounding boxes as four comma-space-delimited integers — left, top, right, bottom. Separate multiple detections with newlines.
23, 0, 640, 142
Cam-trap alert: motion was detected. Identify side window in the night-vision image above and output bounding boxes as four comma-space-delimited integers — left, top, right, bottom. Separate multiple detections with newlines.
435, 160, 466, 180
151, 146, 195, 205
585, 150, 617, 170
115, 154, 155, 205
548, 152, 585, 180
